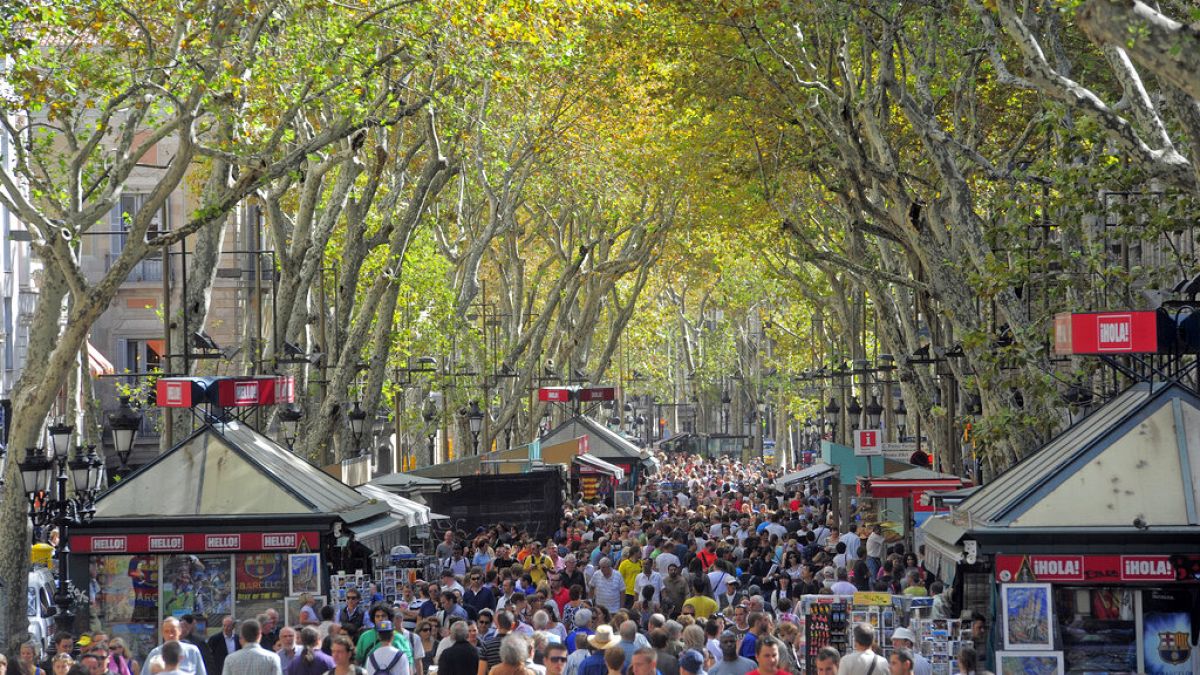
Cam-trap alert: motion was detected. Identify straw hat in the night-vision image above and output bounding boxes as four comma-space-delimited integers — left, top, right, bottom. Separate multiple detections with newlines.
588, 625, 620, 649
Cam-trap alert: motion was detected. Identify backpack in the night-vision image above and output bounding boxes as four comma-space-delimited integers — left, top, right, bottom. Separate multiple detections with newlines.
370, 649, 407, 675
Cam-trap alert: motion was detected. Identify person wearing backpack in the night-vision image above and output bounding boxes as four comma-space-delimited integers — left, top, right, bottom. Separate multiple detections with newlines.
364, 622, 410, 675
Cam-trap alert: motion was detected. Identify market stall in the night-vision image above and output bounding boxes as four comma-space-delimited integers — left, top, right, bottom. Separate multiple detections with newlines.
795, 592, 959, 675
68, 415, 400, 659
920, 381, 1200, 674
541, 415, 651, 487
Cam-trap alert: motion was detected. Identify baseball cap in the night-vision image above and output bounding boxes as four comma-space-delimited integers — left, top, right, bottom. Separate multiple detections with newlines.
679, 650, 704, 674
377, 620, 394, 633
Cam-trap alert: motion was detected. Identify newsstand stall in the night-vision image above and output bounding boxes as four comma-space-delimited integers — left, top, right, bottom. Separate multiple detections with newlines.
69, 376, 396, 662
921, 381, 1200, 674
797, 593, 960, 675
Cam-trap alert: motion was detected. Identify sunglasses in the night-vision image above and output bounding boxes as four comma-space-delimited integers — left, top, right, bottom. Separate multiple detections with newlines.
347, 596, 361, 600
548, 657, 568, 663
419, 627, 431, 633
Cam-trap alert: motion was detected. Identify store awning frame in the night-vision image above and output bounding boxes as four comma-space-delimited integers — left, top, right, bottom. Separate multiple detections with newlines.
773, 462, 838, 492
574, 453, 625, 481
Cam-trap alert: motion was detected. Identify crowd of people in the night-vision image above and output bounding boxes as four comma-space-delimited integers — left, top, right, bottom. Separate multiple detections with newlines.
7, 452, 990, 675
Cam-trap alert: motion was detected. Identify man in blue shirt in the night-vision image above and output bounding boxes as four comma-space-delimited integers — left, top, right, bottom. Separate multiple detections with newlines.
738, 612, 766, 662
564, 609, 594, 654
579, 625, 620, 675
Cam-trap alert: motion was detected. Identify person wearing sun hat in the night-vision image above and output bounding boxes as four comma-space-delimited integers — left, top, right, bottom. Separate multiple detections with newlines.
889, 628, 930, 675
577, 626, 620, 675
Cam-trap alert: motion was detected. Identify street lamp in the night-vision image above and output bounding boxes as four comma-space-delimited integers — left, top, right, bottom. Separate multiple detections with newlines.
278, 405, 303, 451
846, 396, 863, 430
107, 396, 142, 470
47, 420, 73, 460
347, 401, 367, 452
19, 421, 109, 625
466, 401, 484, 454
422, 397, 439, 465
865, 395, 884, 429
894, 398, 908, 436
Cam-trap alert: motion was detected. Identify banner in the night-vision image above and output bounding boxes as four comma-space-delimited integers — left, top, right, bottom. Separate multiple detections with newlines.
71, 531, 319, 554
994, 554, 1200, 584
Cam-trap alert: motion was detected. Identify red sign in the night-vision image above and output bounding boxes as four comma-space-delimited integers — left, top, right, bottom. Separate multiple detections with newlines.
212, 376, 295, 407
157, 376, 295, 408
538, 387, 573, 402
1053, 311, 1161, 355
994, 554, 1200, 584
70, 531, 318, 554
578, 387, 616, 402
578, 435, 589, 456
156, 378, 203, 408
854, 429, 881, 456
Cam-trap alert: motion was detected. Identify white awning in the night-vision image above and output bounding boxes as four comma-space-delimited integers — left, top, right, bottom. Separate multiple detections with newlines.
773, 462, 837, 492
356, 483, 431, 527
575, 453, 625, 481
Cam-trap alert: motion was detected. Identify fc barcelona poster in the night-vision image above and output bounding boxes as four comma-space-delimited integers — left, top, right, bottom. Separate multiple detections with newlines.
1142, 589, 1196, 675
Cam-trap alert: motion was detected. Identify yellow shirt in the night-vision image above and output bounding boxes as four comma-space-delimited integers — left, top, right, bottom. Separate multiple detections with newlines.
524, 554, 553, 585
683, 595, 718, 618
618, 559, 641, 595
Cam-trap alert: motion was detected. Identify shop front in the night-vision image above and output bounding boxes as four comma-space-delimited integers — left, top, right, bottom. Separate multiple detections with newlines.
920, 382, 1200, 674
72, 526, 325, 661
70, 415, 397, 660
991, 553, 1200, 674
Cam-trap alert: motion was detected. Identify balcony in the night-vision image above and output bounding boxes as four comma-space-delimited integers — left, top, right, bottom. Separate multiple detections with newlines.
106, 254, 165, 283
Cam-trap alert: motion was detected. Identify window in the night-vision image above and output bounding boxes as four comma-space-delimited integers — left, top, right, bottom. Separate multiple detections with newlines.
109, 194, 167, 281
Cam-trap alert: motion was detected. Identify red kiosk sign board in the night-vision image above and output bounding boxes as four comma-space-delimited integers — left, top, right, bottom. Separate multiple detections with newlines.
1053, 311, 1161, 355
155, 376, 295, 408
994, 554, 1200, 584
538, 387, 573, 402
578, 387, 617, 402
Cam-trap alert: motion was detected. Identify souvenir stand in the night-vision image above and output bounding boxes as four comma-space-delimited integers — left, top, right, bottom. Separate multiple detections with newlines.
69, 376, 407, 662
799, 593, 962, 675
920, 381, 1200, 674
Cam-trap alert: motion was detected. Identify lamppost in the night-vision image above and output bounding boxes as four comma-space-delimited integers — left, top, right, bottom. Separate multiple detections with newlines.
721, 391, 731, 434
846, 396, 863, 430
347, 401, 367, 456
894, 398, 908, 439
466, 401, 484, 454
422, 397, 439, 465
278, 405, 303, 451
19, 421, 108, 625
106, 396, 143, 474
865, 395, 884, 430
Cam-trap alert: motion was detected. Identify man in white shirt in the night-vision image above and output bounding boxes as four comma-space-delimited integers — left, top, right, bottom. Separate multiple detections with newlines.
366, 621, 411, 675
865, 524, 887, 577
840, 528, 861, 564
837, 623, 889, 675
830, 568, 858, 596
634, 558, 664, 605
589, 558, 626, 613
143, 618, 208, 675
655, 541, 681, 576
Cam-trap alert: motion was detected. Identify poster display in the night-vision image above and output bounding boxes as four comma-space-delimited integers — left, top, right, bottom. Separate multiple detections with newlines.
235, 553, 287, 621
90, 554, 160, 624
288, 553, 321, 596
1001, 583, 1054, 651
1142, 589, 1195, 675
161, 554, 234, 633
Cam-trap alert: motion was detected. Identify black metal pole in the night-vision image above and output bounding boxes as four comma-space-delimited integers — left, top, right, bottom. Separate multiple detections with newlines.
52, 462, 74, 623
